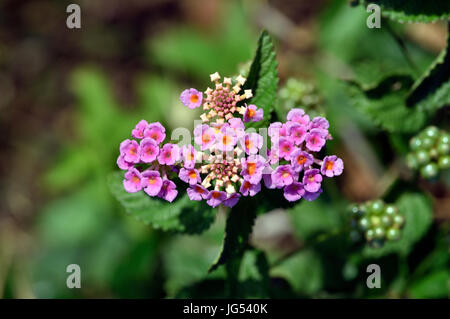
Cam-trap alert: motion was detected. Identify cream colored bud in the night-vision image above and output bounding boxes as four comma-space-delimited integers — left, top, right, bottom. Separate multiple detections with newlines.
236, 75, 246, 86
210, 72, 220, 82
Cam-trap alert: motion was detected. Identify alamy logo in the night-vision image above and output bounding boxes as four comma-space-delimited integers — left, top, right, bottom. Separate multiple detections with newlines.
366, 4, 381, 29
66, 264, 81, 289
66, 4, 81, 29
366, 264, 381, 288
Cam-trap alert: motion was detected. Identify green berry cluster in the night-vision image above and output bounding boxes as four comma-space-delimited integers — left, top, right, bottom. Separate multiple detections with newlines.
406, 126, 450, 179
279, 78, 322, 115
349, 200, 405, 248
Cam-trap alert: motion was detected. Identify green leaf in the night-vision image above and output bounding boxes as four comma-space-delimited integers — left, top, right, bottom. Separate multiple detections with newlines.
357, 1, 450, 23
407, 23, 450, 112
363, 193, 433, 258
287, 198, 342, 241
346, 74, 428, 133
242, 30, 279, 129
270, 249, 324, 296
107, 171, 216, 234
408, 270, 449, 298
208, 201, 257, 273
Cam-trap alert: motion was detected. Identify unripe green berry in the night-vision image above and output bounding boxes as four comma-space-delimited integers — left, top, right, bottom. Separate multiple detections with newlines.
438, 133, 449, 145
358, 217, 371, 231
384, 205, 398, 216
369, 200, 384, 215
429, 148, 439, 159
374, 226, 385, 239
423, 126, 439, 140
370, 239, 385, 248
437, 141, 450, 156
438, 155, 450, 169
409, 137, 423, 151
365, 229, 375, 241
386, 228, 401, 241
420, 163, 439, 179
415, 150, 430, 165
370, 215, 381, 227
381, 215, 393, 228
393, 214, 405, 228
421, 137, 434, 150
406, 153, 419, 169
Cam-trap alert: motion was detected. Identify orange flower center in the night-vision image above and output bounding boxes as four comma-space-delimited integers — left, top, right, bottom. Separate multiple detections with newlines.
247, 162, 256, 175
188, 151, 195, 161
248, 108, 255, 118
325, 161, 334, 171
282, 172, 290, 178
245, 139, 252, 150
212, 192, 221, 199
148, 176, 157, 185
222, 135, 231, 145
297, 155, 306, 165
189, 171, 197, 179
132, 176, 140, 183
129, 147, 137, 155
190, 94, 199, 103
202, 133, 211, 144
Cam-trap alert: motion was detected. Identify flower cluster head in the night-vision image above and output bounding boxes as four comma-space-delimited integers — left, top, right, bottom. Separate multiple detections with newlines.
264, 108, 343, 202
349, 200, 405, 248
406, 126, 449, 179
118, 120, 179, 202
118, 72, 344, 209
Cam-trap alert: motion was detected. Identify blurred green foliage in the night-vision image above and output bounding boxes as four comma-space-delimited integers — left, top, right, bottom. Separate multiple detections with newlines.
17, 0, 449, 299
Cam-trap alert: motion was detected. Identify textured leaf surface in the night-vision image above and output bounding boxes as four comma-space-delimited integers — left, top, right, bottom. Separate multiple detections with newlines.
407, 24, 450, 112
242, 30, 279, 129
346, 74, 428, 133
108, 171, 216, 234
363, 193, 433, 258
358, 1, 450, 23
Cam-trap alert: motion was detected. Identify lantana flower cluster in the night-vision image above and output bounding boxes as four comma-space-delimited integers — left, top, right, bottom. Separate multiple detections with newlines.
262, 108, 343, 202
117, 72, 344, 208
117, 121, 179, 202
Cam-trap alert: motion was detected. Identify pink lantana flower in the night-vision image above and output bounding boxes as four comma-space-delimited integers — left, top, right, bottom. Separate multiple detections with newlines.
216, 128, 237, 152
144, 122, 166, 144
239, 180, 261, 197
302, 169, 322, 193
287, 108, 310, 126
132, 120, 148, 139
303, 188, 323, 202
117, 154, 134, 170
321, 155, 344, 177
180, 88, 203, 109
287, 122, 308, 145
139, 138, 159, 163
194, 124, 215, 150
241, 155, 266, 184
206, 190, 227, 208
187, 184, 210, 201
241, 133, 263, 155
120, 139, 140, 163
284, 182, 305, 202
157, 179, 178, 202
243, 104, 263, 123
271, 165, 298, 188
305, 129, 326, 152
223, 193, 241, 208
179, 167, 201, 185
290, 149, 313, 172
158, 143, 180, 165
142, 170, 163, 196
309, 116, 329, 131
278, 137, 295, 160
181, 144, 197, 169
123, 168, 145, 193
